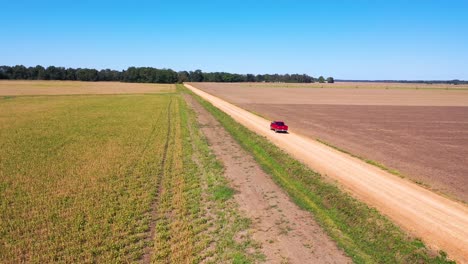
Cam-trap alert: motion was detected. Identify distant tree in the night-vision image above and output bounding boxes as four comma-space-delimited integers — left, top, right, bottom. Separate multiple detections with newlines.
98, 69, 117, 81
0, 64, 327, 84
29, 65, 45, 80
158, 69, 178, 83
209, 72, 223, 82
326, 77, 334, 83
255, 74, 265, 82
190, 70, 204, 82
76, 69, 98, 81
177, 71, 190, 83
318, 76, 325, 83
246, 74, 256, 82
64, 68, 76, 80
0, 66, 9, 79
45, 66, 66, 80
12, 65, 28, 79
123, 67, 138, 82
305, 74, 314, 83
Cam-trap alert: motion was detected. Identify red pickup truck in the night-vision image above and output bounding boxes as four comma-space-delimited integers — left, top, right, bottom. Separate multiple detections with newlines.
270, 121, 288, 133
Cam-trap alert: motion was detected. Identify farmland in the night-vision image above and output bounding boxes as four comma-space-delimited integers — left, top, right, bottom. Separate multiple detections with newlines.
0, 82, 258, 263
2, 80, 466, 263
228, 81, 468, 90
186, 84, 464, 263
192, 82, 468, 203
0, 80, 174, 96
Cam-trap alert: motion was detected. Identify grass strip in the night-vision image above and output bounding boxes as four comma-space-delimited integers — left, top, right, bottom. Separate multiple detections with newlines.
185, 85, 455, 264
178, 86, 264, 263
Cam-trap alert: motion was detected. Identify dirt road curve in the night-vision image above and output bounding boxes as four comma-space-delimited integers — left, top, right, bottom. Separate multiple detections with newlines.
185, 84, 468, 263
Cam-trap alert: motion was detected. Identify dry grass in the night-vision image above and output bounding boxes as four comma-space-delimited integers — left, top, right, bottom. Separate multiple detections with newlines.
0, 80, 175, 96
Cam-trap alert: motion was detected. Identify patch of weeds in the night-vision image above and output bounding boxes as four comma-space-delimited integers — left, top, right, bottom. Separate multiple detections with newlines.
212, 185, 235, 201
232, 252, 250, 264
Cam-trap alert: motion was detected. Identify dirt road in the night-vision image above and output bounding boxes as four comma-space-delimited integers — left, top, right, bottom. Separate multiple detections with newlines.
185, 94, 350, 263
185, 84, 468, 263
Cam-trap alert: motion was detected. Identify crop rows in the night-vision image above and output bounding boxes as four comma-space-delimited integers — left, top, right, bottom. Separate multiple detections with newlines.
150, 92, 262, 263
0, 90, 259, 263
0, 94, 173, 262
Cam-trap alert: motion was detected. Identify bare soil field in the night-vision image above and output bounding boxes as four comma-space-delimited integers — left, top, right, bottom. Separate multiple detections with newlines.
193, 82, 468, 106
191, 82, 468, 203
207, 81, 468, 90
0, 80, 174, 95
243, 104, 468, 202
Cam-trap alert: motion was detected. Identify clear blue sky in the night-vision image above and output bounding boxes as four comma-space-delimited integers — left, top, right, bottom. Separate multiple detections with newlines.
1, 0, 467, 80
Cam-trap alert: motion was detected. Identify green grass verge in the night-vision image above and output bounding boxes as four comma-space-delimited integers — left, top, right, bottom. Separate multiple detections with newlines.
179, 85, 264, 263
184, 85, 455, 264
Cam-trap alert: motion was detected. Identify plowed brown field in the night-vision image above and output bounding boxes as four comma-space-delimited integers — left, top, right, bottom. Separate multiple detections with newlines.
191, 82, 468, 203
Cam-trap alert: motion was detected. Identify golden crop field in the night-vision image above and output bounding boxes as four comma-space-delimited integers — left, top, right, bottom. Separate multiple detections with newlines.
0, 83, 259, 263
0, 80, 175, 96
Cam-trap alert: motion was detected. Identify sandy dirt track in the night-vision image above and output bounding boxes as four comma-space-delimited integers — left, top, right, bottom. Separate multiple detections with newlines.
185, 84, 468, 263
0, 80, 174, 95
185, 94, 350, 263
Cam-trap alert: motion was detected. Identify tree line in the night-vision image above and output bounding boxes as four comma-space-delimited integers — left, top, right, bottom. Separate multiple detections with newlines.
0, 65, 334, 83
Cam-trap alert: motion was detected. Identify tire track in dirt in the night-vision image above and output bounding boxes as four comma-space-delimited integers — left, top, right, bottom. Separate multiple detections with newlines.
142, 97, 173, 263
185, 83, 468, 263
185, 93, 351, 263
